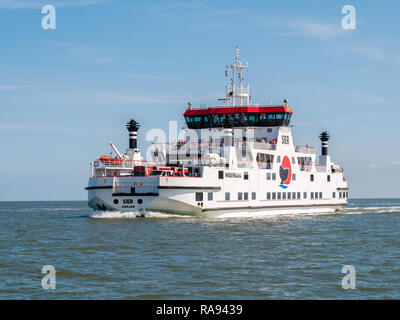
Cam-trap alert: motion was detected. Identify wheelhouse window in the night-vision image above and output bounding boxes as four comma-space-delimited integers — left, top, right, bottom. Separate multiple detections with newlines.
185, 111, 292, 129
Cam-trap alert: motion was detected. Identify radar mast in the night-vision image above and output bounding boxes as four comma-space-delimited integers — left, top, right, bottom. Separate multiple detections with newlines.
225, 47, 250, 107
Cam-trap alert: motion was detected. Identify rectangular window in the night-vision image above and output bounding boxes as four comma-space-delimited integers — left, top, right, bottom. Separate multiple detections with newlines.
310, 174, 314, 182
267, 192, 271, 200
252, 192, 256, 200
315, 192, 318, 199
303, 192, 307, 199
244, 192, 248, 200
244, 172, 249, 180
297, 192, 301, 199
272, 192, 276, 200
238, 192, 243, 200
272, 173, 276, 180
327, 175, 331, 182
319, 192, 322, 199
292, 173, 296, 181
311, 192, 314, 199
332, 192, 336, 198
225, 192, 230, 201
267, 172, 271, 180
195, 192, 203, 201
292, 192, 296, 199
288, 192, 291, 199
283, 192, 286, 199
278, 192, 281, 200
218, 171, 224, 179
207, 192, 213, 201
339, 192, 342, 198
277, 156, 281, 163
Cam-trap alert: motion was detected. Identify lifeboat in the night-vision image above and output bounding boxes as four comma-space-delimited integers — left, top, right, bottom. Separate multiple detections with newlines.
99, 155, 125, 165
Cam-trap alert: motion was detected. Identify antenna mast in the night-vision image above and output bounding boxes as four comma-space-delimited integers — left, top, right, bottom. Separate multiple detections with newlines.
226, 47, 250, 107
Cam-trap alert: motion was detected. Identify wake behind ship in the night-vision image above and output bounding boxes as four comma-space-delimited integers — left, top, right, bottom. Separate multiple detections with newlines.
86, 48, 349, 217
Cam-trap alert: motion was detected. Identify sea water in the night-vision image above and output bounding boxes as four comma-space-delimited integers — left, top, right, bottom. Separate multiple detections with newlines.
0, 199, 399, 299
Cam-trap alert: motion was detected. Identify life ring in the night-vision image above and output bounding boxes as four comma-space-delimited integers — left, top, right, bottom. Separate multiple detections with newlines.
94, 160, 100, 167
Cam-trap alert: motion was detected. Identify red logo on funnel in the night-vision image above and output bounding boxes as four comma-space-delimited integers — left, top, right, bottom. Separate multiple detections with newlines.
279, 155, 292, 188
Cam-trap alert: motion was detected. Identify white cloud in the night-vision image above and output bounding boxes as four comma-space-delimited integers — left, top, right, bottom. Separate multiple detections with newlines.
0, 84, 31, 91
93, 93, 183, 104
368, 161, 400, 169
337, 45, 400, 66
0, 0, 109, 9
0, 123, 87, 132
58, 42, 97, 56
279, 20, 344, 40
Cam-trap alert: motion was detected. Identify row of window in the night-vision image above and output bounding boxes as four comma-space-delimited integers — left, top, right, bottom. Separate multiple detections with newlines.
219, 171, 330, 183
266, 172, 296, 181
310, 174, 331, 182
196, 191, 349, 202
185, 112, 292, 129
267, 191, 303, 200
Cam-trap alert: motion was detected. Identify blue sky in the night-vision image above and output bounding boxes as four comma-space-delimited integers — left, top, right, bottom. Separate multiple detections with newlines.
0, 0, 399, 200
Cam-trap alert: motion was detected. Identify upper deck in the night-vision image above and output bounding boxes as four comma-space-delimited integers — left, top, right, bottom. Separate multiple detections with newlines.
184, 105, 293, 129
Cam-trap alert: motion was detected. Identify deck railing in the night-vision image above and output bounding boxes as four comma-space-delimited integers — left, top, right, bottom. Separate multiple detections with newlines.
295, 145, 315, 154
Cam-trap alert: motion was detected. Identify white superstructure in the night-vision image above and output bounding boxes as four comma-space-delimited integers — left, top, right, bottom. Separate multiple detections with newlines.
86, 48, 348, 217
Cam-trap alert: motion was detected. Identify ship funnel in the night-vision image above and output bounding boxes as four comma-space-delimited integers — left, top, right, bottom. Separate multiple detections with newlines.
126, 119, 140, 149
319, 131, 330, 156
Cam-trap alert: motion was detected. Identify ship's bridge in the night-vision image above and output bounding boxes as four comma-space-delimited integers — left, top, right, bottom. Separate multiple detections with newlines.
184, 47, 293, 130
184, 105, 293, 129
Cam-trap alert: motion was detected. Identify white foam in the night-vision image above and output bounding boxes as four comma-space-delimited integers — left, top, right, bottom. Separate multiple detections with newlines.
215, 209, 337, 219
89, 210, 191, 219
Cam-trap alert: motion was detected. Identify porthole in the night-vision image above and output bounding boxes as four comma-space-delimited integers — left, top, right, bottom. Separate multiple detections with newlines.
113, 199, 119, 205
137, 199, 143, 204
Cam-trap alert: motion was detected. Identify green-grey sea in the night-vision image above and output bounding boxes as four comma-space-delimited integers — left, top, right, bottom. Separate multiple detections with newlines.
0, 199, 399, 299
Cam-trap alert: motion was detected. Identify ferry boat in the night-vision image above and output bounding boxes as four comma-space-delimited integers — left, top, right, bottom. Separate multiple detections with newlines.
86, 48, 349, 217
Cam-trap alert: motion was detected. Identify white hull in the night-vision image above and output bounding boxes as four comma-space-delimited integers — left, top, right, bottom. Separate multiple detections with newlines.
87, 184, 345, 218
